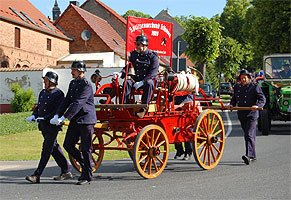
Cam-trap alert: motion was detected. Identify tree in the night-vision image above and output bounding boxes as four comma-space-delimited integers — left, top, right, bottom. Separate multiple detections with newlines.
216, 37, 245, 81
182, 16, 222, 79
173, 15, 189, 28
220, 0, 250, 44
122, 10, 151, 20
247, 0, 291, 67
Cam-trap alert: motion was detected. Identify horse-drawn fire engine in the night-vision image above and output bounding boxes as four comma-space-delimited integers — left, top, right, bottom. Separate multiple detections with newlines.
66, 65, 227, 179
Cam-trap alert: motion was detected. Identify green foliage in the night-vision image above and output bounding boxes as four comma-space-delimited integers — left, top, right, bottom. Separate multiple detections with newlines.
173, 15, 190, 28
0, 112, 38, 136
220, 0, 250, 44
216, 37, 245, 81
10, 82, 36, 113
205, 62, 219, 90
122, 10, 152, 20
183, 16, 222, 63
247, 0, 291, 67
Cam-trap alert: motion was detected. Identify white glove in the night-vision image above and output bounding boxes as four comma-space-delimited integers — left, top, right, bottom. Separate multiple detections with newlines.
26, 115, 35, 123
134, 81, 144, 90
57, 116, 66, 125
35, 117, 45, 122
50, 115, 59, 125
113, 72, 122, 79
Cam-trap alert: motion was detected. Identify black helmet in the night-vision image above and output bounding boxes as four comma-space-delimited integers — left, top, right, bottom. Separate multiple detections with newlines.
43, 71, 58, 85
239, 69, 251, 79
71, 61, 86, 72
135, 35, 148, 46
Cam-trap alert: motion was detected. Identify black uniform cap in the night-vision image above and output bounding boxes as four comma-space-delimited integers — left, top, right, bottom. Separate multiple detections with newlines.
239, 69, 251, 79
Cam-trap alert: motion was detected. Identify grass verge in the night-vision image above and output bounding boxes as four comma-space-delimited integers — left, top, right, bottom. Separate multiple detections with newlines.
0, 126, 175, 161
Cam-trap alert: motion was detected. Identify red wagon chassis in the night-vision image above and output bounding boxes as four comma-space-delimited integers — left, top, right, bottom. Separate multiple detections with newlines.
68, 71, 226, 179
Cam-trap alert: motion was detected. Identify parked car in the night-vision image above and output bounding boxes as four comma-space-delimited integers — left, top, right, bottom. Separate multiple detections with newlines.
218, 82, 233, 95
197, 83, 217, 106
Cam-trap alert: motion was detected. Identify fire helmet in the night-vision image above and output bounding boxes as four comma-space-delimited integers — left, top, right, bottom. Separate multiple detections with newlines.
135, 35, 148, 46
42, 71, 58, 85
71, 61, 86, 72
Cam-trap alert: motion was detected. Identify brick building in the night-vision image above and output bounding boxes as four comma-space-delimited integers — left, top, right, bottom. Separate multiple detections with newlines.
54, 4, 126, 68
81, 0, 127, 40
0, 0, 71, 70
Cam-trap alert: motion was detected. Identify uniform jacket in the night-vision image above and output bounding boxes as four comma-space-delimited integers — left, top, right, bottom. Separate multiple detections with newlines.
121, 49, 159, 82
57, 77, 97, 124
230, 82, 266, 119
32, 87, 64, 131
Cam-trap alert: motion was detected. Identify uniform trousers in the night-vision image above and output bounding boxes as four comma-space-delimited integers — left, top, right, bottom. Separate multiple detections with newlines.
238, 116, 257, 158
34, 122, 71, 176
63, 123, 94, 181
175, 142, 192, 155
123, 79, 154, 104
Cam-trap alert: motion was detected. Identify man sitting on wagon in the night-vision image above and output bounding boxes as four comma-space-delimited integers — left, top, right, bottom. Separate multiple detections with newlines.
113, 33, 159, 118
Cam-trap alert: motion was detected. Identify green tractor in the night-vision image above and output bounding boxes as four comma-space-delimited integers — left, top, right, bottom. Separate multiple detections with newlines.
258, 54, 291, 135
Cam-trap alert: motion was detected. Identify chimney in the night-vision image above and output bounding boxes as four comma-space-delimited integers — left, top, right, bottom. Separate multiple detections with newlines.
70, 1, 80, 7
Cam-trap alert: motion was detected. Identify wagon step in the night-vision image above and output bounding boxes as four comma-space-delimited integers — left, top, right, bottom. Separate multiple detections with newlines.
63, 121, 108, 129
95, 104, 148, 109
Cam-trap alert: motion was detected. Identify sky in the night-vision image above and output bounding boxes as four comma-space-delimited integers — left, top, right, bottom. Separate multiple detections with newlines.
29, 0, 227, 19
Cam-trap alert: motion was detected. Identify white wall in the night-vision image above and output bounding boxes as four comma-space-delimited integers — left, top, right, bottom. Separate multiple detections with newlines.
0, 67, 123, 104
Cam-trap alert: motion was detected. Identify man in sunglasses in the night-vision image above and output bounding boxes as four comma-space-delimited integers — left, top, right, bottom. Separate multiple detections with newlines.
113, 33, 159, 118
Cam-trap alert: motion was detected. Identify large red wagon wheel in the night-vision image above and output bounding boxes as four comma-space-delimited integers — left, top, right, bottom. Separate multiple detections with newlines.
69, 130, 104, 173
192, 109, 225, 170
133, 125, 169, 179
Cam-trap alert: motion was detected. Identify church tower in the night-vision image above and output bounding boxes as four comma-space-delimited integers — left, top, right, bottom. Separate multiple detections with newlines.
52, 0, 61, 21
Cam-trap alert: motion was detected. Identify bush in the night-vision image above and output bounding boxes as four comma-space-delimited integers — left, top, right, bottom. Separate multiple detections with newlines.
0, 112, 38, 136
10, 82, 36, 113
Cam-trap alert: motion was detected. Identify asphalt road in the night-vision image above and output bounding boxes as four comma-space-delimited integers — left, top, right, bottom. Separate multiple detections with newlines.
0, 111, 290, 200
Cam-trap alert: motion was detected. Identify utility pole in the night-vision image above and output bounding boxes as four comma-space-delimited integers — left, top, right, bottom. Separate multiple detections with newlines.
177, 41, 180, 72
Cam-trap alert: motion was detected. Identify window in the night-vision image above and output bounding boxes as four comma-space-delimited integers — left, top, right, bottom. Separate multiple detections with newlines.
15, 27, 20, 48
9, 7, 28, 23
47, 38, 51, 51
39, 19, 55, 32
20, 11, 38, 26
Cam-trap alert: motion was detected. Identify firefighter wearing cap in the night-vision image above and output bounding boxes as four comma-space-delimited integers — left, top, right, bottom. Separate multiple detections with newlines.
227, 69, 266, 165
113, 34, 159, 118
50, 61, 97, 185
25, 71, 72, 184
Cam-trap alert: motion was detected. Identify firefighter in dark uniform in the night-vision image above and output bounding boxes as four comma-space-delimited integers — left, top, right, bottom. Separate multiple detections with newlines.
50, 61, 97, 185
113, 34, 159, 118
25, 71, 72, 184
169, 94, 194, 160
226, 69, 266, 165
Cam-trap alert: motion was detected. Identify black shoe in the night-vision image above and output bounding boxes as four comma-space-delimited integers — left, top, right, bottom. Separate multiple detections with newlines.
53, 172, 73, 180
250, 157, 256, 162
242, 155, 250, 165
76, 180, 91, 185
182, 154, 191, 161
174, 152, 183, 159
25, 175, 40, 183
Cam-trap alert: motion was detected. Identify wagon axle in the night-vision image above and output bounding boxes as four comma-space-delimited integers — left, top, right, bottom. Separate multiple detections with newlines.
208, 135, 218, 144
148, 146, 160, 158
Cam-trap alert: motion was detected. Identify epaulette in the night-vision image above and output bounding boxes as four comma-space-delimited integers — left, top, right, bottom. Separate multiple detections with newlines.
152, 51, 159, 56
84, 78, 89, 85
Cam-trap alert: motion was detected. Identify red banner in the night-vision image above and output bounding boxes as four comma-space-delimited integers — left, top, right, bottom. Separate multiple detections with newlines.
126, 16, 173, 57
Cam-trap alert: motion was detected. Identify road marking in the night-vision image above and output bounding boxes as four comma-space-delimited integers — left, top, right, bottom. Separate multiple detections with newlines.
225, 110, 232, 138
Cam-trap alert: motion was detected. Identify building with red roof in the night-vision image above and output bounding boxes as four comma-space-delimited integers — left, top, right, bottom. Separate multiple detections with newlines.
0, 0, 71, 71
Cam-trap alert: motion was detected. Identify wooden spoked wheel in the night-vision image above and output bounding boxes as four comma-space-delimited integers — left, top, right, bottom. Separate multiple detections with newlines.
69, 130, 104, 173
192, 109, 225, 170
133, 125, 169, 179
